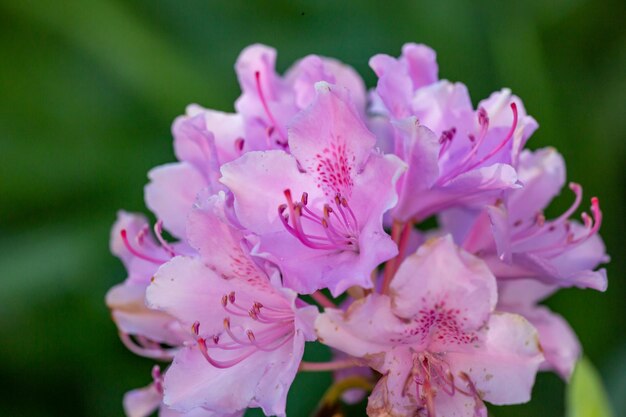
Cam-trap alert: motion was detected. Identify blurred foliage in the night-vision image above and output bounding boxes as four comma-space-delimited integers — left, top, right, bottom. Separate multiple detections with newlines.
567, 357, 614, 417
0, 0, 624, 416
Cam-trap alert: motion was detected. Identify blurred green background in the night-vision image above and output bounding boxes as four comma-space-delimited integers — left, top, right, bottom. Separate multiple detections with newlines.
0, 0, 624, 416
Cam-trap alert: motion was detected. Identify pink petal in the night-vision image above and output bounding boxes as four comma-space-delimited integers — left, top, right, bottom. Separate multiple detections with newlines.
163, 334, 305, 417
186, 192, 267, 284
220, 150, 318, 235
124, 384, 161, 417
315, 295, 413, 359
180, 105, 245, 164
107, 282, 184, 346
146, 256, 233, 336
288, 82, 376, 197
391, 235, 497, 332
366, 371, 417, 417
389, 118, 440, 221
508, 148, 566, 223
446, 313, 543, 405
144, 162, 206, 239
401, 43, 438, 89
411, 80, 475, 137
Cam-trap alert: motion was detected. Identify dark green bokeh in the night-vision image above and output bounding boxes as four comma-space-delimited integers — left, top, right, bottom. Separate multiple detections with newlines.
0, 0, 624, 416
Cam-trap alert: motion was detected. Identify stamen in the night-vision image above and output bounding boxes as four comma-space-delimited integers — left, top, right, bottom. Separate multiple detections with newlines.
254, 71, 286, 145
234, 137, 245, 153
118, 332, 176, 360
120, 229, 169, 264
438, 127, 457, 159
278, 189, 359, 252
511, 187, 602, 258
465, 102, 518, 171
153, 220, 177, 257
437, 103, 518, 185
459, 372, 487, 417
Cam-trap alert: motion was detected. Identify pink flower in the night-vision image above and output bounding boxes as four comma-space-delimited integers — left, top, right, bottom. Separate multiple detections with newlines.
144, 44, 366, 239
316, 236, 543, 417
221, 82, 405, 296
123, 366, 242, 417
235, 44, 366, 151
370, 44, 539, 222
106, 211, 189, 359
144, 104, 246, 239
441, 147, 608, 291
497, 279, 581, 380
145, 193, 317, 417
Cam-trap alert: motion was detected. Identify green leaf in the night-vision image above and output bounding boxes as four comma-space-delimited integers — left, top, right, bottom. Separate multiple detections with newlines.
566, 357, 614, 417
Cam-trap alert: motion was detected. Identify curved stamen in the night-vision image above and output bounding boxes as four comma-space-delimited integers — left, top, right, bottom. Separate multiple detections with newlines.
120, 229, 169, 264
118, 332, 176, 361
465, 103, 518, 171
279, 189, 360, 252
438, 127, 457, 160
197, 338, 257, 368
153, 220, 178, 257
437, 103, 518, 186
255, 71, 287, 145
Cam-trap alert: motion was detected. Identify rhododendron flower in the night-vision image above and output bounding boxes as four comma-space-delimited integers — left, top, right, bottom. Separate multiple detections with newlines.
371, 44, 539, 222
441, 148, 608, 291
222, 82, 405, 295
317, 236, 543, 417
235, 44, 366, 151
107, 43, 609, 417
106, 211, 188, 359
146, 193, 317, 416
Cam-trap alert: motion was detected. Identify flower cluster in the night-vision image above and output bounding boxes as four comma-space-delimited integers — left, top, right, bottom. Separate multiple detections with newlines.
107, 44, 608, 417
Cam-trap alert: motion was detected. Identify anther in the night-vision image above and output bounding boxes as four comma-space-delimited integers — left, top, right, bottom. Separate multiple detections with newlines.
192, 321, 200, 336
246, 330, 256, 342
234, 137, 245, 152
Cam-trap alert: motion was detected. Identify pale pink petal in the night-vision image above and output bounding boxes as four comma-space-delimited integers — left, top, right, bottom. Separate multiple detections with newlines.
107, 283, 184, 346
315, 295, 411, 360
510, 304, 580, 380
319, 57, 367, 112
220, 150, 318, 235
531, 307, 580, 380
163, 334, 305, 417
369, 53, 414, 119
124, 384, 161, 417
366, 370, 417, 417
411, 81, 475, 137
287, 82, 376, 197
432, 388, 485, 417
498, 279, 558, 307
234, 44, 281, 103
285, 55, 366, 112
389, 118, 440, 221
391, 235, 497, 332
181, 105, 245, 164
146, 256, 233, 336
186, 191, 267, 284
401, 43, 438, 89
508, 148, 566, 223
145, 162, 206, 238
446, 313, 543, 405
